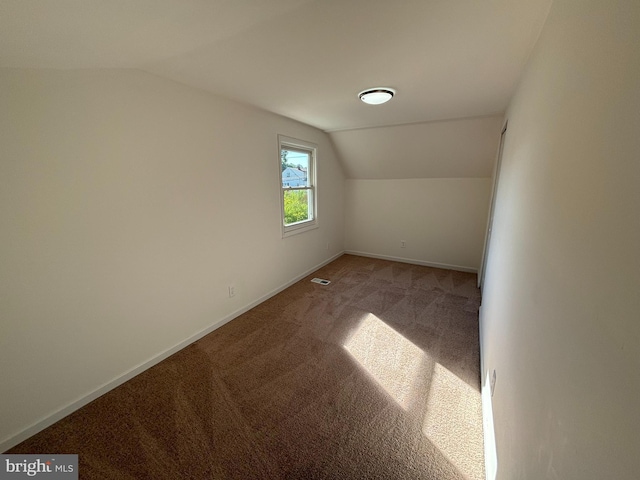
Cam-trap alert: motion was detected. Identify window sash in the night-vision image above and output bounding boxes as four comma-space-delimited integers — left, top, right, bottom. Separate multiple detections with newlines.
282, 187, 314, 226
278, 135, 317, 237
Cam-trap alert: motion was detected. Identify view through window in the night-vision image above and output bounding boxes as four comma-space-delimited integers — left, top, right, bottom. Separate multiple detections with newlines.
279, 136, 317, 236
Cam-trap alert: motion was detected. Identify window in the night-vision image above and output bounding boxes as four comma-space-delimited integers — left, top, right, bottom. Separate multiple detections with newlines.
278, 135, 317, 237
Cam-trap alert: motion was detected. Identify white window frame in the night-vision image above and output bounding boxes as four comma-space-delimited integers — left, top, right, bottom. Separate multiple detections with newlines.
278, 135, 318, 237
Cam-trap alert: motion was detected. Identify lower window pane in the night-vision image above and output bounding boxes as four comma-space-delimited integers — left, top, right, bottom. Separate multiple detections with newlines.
283, 190, 310, 225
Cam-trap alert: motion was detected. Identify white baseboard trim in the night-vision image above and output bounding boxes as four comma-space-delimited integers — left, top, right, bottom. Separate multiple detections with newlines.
479, 306, 486, 391
0, 251, 345, 453
482, 375, 499, 480
479, 306, 498, 480
344, 250, 478, 273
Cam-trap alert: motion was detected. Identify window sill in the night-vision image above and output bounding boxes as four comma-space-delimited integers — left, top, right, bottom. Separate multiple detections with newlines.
282, 220, 318, 238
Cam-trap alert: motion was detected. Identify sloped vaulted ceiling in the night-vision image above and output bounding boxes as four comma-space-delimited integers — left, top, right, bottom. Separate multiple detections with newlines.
0, 0, 552, 178
330, 115, 505, 179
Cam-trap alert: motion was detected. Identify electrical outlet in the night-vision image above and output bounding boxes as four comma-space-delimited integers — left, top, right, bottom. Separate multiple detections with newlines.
228, 285, 236, 298
326, 242, 330, 251
401, 240, 406, 248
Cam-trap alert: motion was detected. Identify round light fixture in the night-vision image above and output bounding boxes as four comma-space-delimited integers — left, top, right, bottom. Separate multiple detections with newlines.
358, 87, 395, 105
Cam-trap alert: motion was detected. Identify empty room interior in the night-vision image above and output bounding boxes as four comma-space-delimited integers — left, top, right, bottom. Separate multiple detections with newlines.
1, 0, 638, 479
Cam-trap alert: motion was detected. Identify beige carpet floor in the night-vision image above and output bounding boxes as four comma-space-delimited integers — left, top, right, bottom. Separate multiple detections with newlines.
8, 254, 485, 479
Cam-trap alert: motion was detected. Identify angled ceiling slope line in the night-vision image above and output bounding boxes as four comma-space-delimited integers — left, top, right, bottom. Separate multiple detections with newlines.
330, 115, 505, 179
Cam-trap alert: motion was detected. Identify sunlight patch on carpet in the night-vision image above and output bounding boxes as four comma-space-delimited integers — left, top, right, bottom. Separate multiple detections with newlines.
423, 363, 485, 480
344, 313, 426, 410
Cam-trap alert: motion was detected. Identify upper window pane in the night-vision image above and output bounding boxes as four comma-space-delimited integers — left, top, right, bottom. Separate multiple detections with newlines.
281, 149, 310, 188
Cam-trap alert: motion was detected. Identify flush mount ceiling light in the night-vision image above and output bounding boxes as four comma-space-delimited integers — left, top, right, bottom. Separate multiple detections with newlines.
358, 87, 396, 105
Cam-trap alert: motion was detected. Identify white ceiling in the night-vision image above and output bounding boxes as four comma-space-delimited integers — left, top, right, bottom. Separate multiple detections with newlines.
1, 0, 552, 180
1, 0, 552, 132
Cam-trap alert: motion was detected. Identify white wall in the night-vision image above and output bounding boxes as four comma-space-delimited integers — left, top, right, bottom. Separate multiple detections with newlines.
480, 0, 640, 478
0, 68, 345, 449
345, 178, 491, 271
337, 116, 501, 271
